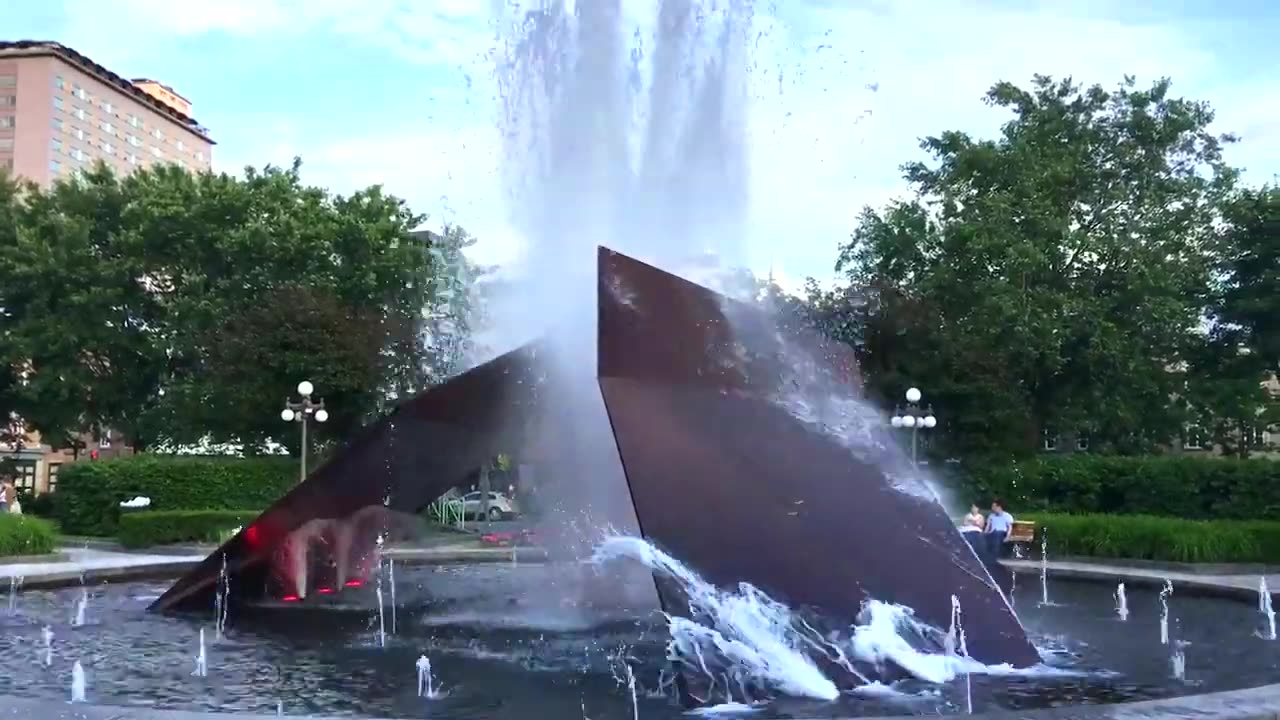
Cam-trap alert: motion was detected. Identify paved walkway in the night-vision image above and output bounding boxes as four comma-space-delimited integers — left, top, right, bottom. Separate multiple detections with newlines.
1004, 558, 1278, 597
0, 541, 547, 589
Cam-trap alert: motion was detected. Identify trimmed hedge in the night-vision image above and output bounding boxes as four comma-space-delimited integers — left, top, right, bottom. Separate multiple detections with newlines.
117, 510, 260, 549
959, 455, 1280, 520
1025, 513, 1280, 564
0, 514, 58, 557
55, 455, 294, 536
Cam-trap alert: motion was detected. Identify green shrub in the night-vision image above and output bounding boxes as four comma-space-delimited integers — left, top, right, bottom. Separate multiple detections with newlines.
117, 510, 260, 549
0, 514, 58, 557
55, 455, 294, 536
15, 491, 57, 519
957, 455, 1280, 520
1025, 512, 1280, 564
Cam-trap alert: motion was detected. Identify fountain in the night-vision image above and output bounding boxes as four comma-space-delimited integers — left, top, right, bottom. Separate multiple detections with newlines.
1160, 580, 1174, 645
70, 661, 85, 703
193, 628, 208, 677
1039, 529, 1051, 606
40, 625, 53, 667
1259, 577, 1276, 640
5, 3, 1280, 720
71, 589, 87, 627
7, 575, 20, 612
1115, 583, 1129, 621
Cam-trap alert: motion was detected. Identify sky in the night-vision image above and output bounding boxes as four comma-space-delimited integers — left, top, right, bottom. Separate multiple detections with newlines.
5, 0, 1280, 290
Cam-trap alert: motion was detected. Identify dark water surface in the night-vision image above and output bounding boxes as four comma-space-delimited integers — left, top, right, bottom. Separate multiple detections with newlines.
1, 565, 1276, 719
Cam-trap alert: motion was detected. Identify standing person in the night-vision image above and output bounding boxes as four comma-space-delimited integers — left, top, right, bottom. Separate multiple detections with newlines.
986, 499, 1014, 559
5, 483, 20, 514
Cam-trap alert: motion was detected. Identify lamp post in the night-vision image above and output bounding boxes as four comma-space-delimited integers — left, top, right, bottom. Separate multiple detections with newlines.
280, 380, 329, 484
890, 386, 936, 467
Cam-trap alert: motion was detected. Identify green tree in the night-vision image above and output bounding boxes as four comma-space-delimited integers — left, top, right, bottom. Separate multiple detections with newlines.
831, 75, 1238, 458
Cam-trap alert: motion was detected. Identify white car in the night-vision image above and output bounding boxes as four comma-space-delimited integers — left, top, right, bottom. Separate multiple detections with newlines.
461, 491, 519, 521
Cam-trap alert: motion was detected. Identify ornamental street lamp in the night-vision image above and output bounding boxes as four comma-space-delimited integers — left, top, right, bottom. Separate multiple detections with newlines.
281, 380, 329, 484
890, 386, 936, 467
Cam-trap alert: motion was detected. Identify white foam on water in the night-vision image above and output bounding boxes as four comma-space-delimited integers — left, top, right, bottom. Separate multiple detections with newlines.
592, 535, 1088, 705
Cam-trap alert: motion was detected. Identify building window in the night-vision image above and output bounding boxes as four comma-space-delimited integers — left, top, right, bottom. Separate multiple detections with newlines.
1184, 425, 1207, 451
71, 148, 88, 162
99, 121, 115, 135
1, 158, 12, 171
48, 463, 60, 493
101, 100, 114, 114
1041, 429, 1059, 452
13, 462, 36, 493
49, 159, 62, 174
51, 117, 63, 132
72, 127, 86, 141
128, 114, 140, 128
54, 75, 65, 90
0, 115, 14, 129
53, 96, 64, 111
1075, 433, 1090, 451
127, 153, 140, 166
176, 139, 185, 151
0, 75, 16, 87
0, 95, 15, 107
99, 431, 112, 449
51, 138, 63, 153
73, 107, 87, 120
151, 127, 164, 141
127, 134, 141, 147
72, 84, 87, 100
0, 138, 12, 151
196, 150, 205, 162
151, 146, 164, 159
100, 141, 115, 155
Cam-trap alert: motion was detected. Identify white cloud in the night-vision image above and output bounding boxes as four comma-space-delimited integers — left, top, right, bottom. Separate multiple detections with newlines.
54, 0, 1280, 281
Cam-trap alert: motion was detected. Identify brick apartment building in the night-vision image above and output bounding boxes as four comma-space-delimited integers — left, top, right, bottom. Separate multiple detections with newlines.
0, 40, 215, 495
0, 40, 214, 186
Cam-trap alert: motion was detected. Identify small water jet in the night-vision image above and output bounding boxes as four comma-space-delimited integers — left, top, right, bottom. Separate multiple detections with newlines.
214, 553, 229, 640
1115, 583, 1129, 621
948, 595, 973, 714
1171, 640, 1187, 681
72, 588, 88, 627
7, 575, 21, 612
388, 558, 397, 636
41, 625, 53, 667
70, 661, 86, 703
193, 627, 208, 677
1039, 530, 1050, 606
416, 654, 441, 699
1159, 580, 1174, 645
1259, 577, 1276, 640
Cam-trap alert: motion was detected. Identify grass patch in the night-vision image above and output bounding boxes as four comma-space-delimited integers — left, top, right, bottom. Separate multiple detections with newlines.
117, 510, 260, 549
1025, 513, 1280, 564
0, 514, 58, 557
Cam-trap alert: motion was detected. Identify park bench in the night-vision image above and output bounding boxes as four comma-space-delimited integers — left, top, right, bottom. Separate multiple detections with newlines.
1006, 520, 1036, 558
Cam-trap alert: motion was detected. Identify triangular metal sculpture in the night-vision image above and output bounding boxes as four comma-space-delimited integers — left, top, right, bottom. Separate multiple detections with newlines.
153, 246, 1037, 674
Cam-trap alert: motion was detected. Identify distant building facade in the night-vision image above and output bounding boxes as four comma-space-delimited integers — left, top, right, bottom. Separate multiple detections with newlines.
0, 40, 214, 186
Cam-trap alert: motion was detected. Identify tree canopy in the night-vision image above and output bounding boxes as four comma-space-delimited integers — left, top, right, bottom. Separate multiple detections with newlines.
0, 160, 480, 454
814, 74, 1267, 458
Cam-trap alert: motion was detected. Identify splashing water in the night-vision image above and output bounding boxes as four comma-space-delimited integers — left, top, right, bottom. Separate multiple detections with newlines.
592, 535, 1059, 704
70, 661, 86, 703
41, 625, 53, 667
7, 575, 20, 612
1159, 580, 1173, 645
1115, 583, 1129, 622
193, 628, 208, 677
948, 596, 974, 714
1260, 576, 1269, 613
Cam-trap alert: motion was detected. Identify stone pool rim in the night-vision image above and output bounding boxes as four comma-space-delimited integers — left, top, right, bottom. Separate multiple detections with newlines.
2, 682, 1280, 720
